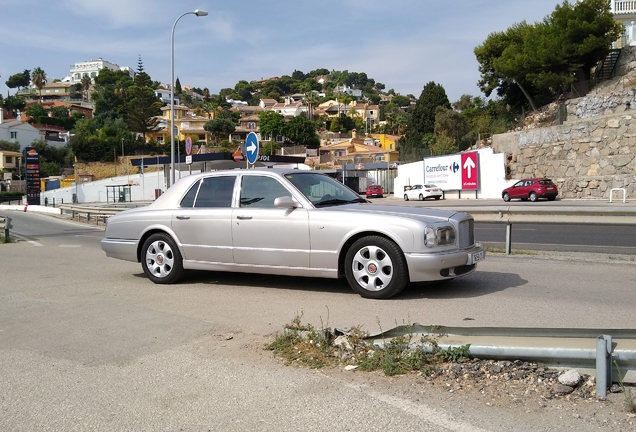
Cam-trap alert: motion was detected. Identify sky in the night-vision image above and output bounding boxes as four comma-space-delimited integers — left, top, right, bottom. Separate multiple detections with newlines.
1, 0, 564, 103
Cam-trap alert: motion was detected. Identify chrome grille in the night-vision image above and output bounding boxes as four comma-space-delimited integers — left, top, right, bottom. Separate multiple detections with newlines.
458, 219, 474, 249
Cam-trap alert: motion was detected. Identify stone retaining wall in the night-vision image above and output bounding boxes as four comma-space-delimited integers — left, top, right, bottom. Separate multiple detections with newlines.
493, 115, 636, 199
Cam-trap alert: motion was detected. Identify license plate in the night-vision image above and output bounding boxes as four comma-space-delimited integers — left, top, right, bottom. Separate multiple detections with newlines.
468, 250, 485, 264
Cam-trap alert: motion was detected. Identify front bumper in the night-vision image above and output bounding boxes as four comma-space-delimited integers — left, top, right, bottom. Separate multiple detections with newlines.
404, 243, 485, 282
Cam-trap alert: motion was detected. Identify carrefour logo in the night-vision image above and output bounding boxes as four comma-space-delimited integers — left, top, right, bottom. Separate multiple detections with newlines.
450, 162, 460, 173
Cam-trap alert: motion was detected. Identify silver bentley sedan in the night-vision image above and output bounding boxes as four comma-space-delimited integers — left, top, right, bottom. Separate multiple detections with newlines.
101, 169, 485, 299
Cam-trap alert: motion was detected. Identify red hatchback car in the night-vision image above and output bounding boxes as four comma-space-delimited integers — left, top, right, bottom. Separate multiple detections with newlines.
502, 178, 558, 202
365, 184, 384, 198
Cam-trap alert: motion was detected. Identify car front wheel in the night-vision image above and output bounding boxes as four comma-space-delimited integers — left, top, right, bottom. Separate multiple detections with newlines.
503, 193, 511, 202
529, 192, 538, 202
344, 236, 408, 299
141, 233, 184, 284
403, 194, 409, 201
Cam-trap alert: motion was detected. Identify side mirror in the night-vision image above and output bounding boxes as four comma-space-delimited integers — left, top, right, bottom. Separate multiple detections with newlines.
274, 196, 300, 208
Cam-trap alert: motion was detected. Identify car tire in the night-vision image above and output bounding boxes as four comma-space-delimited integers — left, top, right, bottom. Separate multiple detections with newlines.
344, 236, 408, 299
529, 192, 538, 202
418, 194, 424, 201
141, 233, 184, 284
548, 196, 556, 201
403, 194, 409, 201
503, 193, 511, 202
434, 196, 440, 200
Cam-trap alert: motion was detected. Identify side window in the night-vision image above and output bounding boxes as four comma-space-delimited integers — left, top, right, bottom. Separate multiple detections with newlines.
193, 176, 236, 208
180, 180, 201, 208
240, 176, 290, 208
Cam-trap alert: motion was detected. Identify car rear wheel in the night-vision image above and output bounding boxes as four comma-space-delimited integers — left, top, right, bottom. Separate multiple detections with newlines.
503, 193, 511, 202
418, 194, 424, 201
435, 196, 440, 200
403, 194, 409, 201
529, 192, 538, 202
141, 233, 184, 284
344, 236, 408, 299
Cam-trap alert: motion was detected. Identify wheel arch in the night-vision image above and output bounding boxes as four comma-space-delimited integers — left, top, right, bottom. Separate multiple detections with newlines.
136, 228, 182, 262
337, 231, 408, 280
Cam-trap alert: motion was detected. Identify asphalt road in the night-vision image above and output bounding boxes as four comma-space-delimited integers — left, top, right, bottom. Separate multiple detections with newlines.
1, 210, 636, 431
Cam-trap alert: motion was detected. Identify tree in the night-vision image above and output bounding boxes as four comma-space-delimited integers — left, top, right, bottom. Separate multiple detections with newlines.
203, 118, 236, 145
0, 140, 20, 152
391, 95, 411, 109
304, 91, 320, 121
475, 0, 622, 111
434, 106, 470, 150
31, 67, 47, 100
257, 111, 287, 141
284, 115, 319, 148
25, 104, 49, 120
175, 77, 182, 95
430, 131, 457, 156
5, 70, 30, 93
399, 81, 450, 161
124, 85, 162, 141
1, 95, 26, 117
50, 106, 69, 118
80, 75, 92, 101
91, 68, 134, 117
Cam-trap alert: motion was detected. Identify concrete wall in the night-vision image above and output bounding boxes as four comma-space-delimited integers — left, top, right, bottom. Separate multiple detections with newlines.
41, 171, 169, 204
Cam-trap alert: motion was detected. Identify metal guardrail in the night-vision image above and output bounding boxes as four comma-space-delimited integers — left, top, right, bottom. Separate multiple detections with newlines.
57, 204, 636, 252
365, 325, 636, 392
467, 206, 636, 254
58, 204, 132, 225
0, 215, 13, 243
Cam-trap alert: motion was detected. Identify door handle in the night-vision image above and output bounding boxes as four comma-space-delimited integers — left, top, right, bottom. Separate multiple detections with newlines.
236, 215, 253, 220
175, 215, 190, 220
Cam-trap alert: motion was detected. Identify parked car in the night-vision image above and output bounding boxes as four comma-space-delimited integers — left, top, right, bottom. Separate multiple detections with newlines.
101, 170, 484, 299
502, 178, 558, 202
404, 184, 443, 201
366, 184, 384, 198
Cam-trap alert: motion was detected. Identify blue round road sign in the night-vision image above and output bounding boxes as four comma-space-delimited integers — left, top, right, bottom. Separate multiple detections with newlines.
185, 137, 193, 156
245, 132, 259, 164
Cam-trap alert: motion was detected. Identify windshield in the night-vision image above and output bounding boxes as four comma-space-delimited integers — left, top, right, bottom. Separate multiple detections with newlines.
285, 172, 365, 207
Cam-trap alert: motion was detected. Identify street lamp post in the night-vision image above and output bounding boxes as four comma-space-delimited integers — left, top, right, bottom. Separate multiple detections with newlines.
121, 137, 125, 178
170, 9, 208, 187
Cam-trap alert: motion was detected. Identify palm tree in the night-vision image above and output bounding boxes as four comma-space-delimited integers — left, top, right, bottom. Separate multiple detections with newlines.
80, 75, 92, 101
31, 67, 47, 100
304, 91, 320, 121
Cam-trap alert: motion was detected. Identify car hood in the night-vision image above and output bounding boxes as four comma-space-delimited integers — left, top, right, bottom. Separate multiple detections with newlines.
328, 203, 462, 222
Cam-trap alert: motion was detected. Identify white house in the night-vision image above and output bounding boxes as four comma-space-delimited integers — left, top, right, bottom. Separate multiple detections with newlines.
62, 57, 134, 85
0, 111, 41, 151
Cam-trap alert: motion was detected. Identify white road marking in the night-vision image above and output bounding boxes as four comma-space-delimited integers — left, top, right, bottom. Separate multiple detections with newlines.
330, 375, 492, 432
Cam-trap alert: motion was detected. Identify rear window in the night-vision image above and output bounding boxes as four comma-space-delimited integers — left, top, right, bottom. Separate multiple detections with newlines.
538, 179, 554, 185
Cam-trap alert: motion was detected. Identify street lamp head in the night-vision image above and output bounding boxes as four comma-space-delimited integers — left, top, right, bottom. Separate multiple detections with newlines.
194, 9, 208, 16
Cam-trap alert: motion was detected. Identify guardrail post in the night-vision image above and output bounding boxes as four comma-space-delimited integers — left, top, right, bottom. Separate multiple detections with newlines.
1, 216, 12, 243
505, 223, 512, 255
596, 335, 612, 397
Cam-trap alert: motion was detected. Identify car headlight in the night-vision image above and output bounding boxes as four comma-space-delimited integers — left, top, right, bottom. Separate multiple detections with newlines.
425, 226, 456, 247
436, 226, 456, 246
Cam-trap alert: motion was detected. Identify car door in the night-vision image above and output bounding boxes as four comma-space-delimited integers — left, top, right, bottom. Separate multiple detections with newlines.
231, 174, 310, 268
509, 181, 526, 199
171, 175, 236, 264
